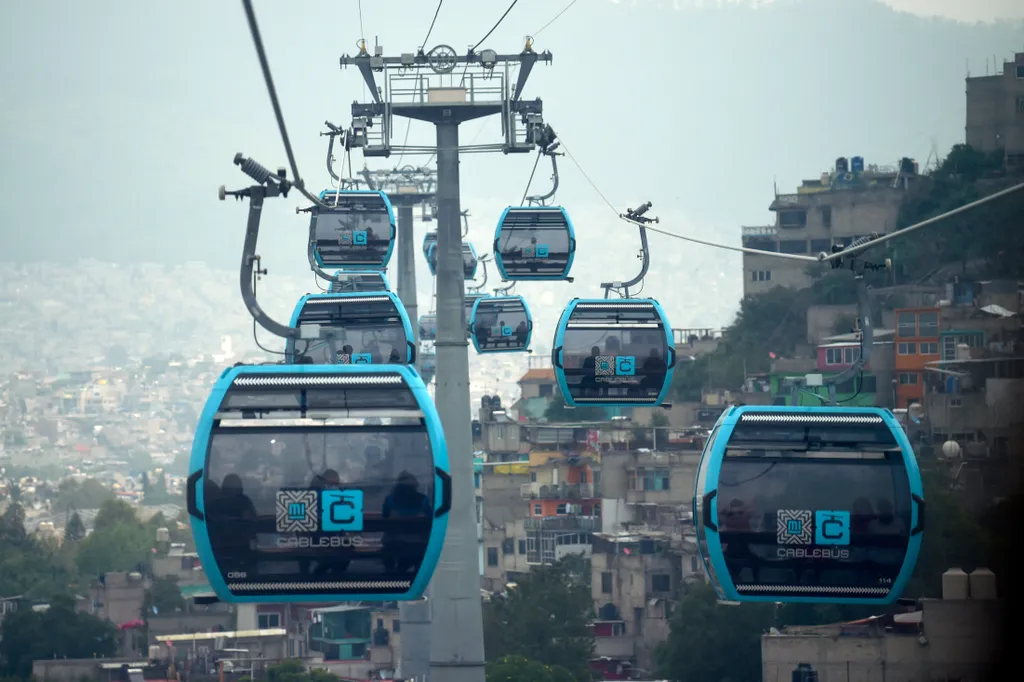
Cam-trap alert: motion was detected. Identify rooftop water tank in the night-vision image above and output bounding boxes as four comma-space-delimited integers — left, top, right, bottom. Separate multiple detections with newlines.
835, 157, 849, 174
851, 156, 864, 173
942, 567, 969, 599
969, 567, 997, 599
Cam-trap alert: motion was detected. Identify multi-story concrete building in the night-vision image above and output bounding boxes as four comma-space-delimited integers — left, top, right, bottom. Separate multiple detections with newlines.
742, 157, 913, 296
965, 51, 1024, 168
762, 569, 1001, 682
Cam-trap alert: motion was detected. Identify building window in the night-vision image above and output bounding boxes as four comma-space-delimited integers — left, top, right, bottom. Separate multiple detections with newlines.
950, 397, 963, 408
487, 547, 499, 566
1017, 64, 1024, 78
258, 613, 280, 629
919, 342, 939, 355
751, 269, 772, 282
556, 503, 568, 515
630, 468, 670, 491
779, 239, 807, 254
539, 384, 554, 397
898, 372, 918, 385
779, 210, 807, 228
502, 539, 514, 554
601, 572, 613, 594
533, 504, 542, 515
897, 312, 917, 337
690, 556, 699, 572
843, 347, 860, 364
518, 539, 526, 554
651, 573, 671, 593
594, 503, 601, 516
1017, 95, 1024, 113
810, 238, 831, 254
860, 375, 878, 392
825, 348, 844, 365
820, 206, 832, 228
530, 471, 537, 482
897, 342, 917, 355
393, 619, 400, 633
918, 311, 939, 337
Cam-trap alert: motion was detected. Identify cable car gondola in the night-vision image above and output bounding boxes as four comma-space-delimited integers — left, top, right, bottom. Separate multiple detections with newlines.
185, 364, 451, 603
693, 405, 924, 604
285, 293, 415, 366
418, 315, 437, 342
422, 231, 437, 260
329, 270, 391, 294
420, 349, 436, 384
493, 206, 575, 280
311, 190, 396, 270
426, 242, 478, 280
463, 293, 489, 339
469, 295, 533, 354
552, 298, 675, 407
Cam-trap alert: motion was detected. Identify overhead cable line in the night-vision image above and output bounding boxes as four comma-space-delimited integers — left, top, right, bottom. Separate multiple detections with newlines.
239, 0, 325, 208
816, 180, 1024, 263
421, 0, 443, 48
357, 0, 366, 43
532, 0, 579, 37
472, 0, 519, 51
559, 133, 1024, 265
460, 0, 520, 86
395, 0, 445, 170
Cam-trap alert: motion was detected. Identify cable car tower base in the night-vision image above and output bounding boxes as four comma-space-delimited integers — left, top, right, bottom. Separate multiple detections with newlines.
341, 40, 553, 682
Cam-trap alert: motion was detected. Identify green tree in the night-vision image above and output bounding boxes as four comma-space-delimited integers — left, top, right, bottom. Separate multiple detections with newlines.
483, 557, 594, 681
54, 478, 114, 511
63, 512, 86, 544
143, 576, 185, 615
650, 411, 669, 428
0, 595, 117, 679
75, 499, 153, 578
486, 655, 576, 682
0, 503, 28, 545
656, 582, 774, 682
261, 660, 339, 682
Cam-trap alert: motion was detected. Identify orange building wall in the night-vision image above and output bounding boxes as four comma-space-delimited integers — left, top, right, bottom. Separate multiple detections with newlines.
893, 308, 941, 407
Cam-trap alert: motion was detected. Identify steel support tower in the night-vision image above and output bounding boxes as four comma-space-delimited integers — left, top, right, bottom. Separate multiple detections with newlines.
359, 165, 437, 368
341, 40, 552, 682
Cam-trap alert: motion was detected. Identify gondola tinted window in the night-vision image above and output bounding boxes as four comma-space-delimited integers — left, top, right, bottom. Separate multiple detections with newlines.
495, 207, 574, 279
557, 302, 671, 404
204, 425, 435, 598
329, 270, 390, 293
312, 192, 394, 268
291, 296, 410, 365
716, 450, 911, 600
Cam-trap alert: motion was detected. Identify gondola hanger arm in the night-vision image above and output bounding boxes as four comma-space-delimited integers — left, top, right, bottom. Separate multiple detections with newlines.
222, 153, 339, 342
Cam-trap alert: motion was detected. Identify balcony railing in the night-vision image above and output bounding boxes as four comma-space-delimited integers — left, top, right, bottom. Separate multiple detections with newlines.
520, 482, 596, 499
741, 225, 777, 237
524, 515, 600, 531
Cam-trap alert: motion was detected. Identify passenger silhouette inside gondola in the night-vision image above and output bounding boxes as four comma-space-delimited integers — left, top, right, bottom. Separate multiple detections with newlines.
643, 348, 667, 391
209, 474, 257, 569
382, 471, 432, 575
515, 319, 529, 345
339, 344, 354, 364
388, 348, 401, 363
581, 346, 600, 395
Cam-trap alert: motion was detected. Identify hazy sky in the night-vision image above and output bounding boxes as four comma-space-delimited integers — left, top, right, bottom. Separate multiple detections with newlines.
1, 0, 1021, 330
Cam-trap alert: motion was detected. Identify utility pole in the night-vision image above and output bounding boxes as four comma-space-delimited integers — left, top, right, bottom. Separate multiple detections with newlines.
359, 165, 437, 370
341, 40, 552, 682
